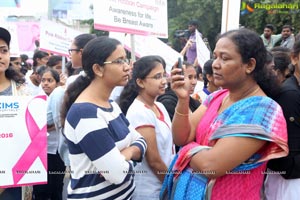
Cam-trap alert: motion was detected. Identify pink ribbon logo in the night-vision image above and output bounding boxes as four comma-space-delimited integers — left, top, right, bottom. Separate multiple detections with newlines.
12, 95, 47, 185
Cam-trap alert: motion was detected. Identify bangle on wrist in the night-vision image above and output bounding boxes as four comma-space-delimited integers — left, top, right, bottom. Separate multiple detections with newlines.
175, 109, 189, 116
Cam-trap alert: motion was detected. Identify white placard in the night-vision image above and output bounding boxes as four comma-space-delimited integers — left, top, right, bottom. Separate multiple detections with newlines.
0, 95, 47, 187
196, 29, 211, 68
39, 19, 83, 56
94, 0, 168, 38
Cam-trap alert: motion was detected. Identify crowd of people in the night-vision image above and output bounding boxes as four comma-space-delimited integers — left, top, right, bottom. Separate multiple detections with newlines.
0, 20, 299, 200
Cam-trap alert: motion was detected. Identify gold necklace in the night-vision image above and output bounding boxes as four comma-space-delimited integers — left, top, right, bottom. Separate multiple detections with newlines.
222, 86, 261, 109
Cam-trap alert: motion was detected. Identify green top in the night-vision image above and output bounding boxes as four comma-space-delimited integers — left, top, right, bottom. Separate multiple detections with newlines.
260, 34, 282, 50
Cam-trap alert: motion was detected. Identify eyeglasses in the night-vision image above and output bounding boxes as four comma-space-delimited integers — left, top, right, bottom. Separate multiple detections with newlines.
103, 58, 130, 65
146, 73, 168, 80
68, 48, 81, 55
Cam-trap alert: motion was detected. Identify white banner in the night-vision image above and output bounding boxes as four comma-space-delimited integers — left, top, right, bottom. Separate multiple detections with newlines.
196, 29, 211, 68
39, 19, 83, 56
94, 0, 168, 38
0, 95, 47, 187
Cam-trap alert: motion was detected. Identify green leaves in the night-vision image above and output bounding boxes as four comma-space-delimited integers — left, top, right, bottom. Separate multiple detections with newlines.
168, 0, 222, 50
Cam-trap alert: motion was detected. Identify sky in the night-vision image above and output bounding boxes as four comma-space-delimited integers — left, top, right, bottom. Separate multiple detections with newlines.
0, 0, 48, 17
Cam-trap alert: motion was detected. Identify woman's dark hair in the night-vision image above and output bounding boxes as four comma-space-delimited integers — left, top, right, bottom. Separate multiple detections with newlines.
292, 39, 300, 56
41, 68, 60, 84
265, 50, 274, 64
61, 36, 121, 127
36, 65, 48, 77
295, 32, 300, 42
272, 51, 291, 78
183, 61, 193, 69
196, 65, 202, 80
218, 28, 280, 98
271, 46, 291, 55
20, 54, 28, 62
20, 54, 30, 74
202, 59, 214, 88
73, 33, 97, 49
10, 57, 19, 62
46, 55, 65, 67
65, 61, 78, 77
271, 46, 293, 75
118, 55, 166, 115
5, 66, 25, 84
32, 50, 49, 67
290, 40, 300, 74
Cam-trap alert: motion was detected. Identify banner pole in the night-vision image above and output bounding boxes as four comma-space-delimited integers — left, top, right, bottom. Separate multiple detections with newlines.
130, 34, 136, 62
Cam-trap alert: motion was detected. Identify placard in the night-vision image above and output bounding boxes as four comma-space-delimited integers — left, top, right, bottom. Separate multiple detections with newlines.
0, 95, 47, 187
94, 0, 168, 38
39, 19, 82, 56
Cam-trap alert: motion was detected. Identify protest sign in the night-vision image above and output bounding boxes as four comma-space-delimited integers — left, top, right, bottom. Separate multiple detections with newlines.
94, 0, 168, 38
39, 19, 82, 56
0, 95, 47, 187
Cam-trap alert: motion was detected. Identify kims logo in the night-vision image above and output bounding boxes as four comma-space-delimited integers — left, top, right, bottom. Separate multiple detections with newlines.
0, 102, 20, 109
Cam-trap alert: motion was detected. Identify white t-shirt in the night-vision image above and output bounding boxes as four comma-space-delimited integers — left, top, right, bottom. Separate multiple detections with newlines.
126, 99, 175, 199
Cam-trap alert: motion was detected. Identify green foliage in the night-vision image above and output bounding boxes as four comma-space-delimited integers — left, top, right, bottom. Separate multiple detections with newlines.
240, 0, 300, 34
167, 0, 223, 50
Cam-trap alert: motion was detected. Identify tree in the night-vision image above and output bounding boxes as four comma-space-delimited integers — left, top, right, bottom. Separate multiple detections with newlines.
167, 0, 223, 51
240, 0, 300, 34
168, 0, 300, 52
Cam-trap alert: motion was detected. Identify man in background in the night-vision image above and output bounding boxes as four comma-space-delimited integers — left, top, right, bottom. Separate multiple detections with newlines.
185, 20, 202, 65
260, 24, 281, 50
280, 24, 295, 49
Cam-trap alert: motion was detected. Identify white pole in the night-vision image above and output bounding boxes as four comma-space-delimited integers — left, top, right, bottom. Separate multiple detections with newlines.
221, 0, 241, 33
62, 56, 66, 75
130, 34, 136, 62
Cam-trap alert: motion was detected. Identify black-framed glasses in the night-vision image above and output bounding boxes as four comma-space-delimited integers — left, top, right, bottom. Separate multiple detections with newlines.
68, 48, 81, 55
146, 73, 168, 80
103, 58, 130, 65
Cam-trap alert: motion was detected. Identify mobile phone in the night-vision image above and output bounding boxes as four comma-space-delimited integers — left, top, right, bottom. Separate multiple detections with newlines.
177, 57, 183, 75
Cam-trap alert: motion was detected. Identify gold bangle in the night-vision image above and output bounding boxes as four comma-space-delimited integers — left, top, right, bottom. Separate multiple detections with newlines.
175, 109, 189, 116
